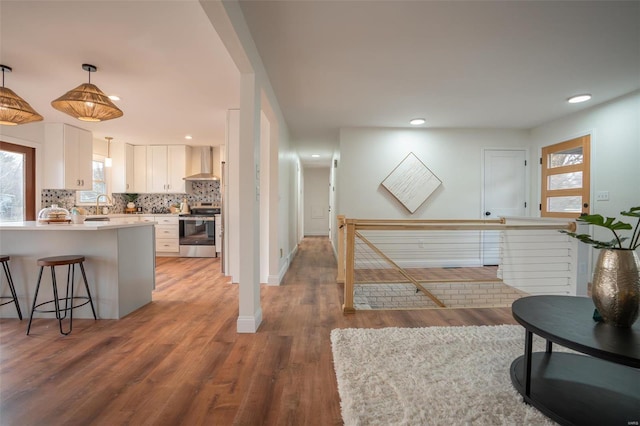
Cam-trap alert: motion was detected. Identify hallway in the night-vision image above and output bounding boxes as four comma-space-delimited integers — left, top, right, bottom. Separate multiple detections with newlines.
0, 237, 516, 425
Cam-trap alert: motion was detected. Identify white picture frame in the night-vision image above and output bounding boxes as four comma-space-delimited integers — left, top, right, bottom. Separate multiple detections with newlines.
381, 152, 442, 213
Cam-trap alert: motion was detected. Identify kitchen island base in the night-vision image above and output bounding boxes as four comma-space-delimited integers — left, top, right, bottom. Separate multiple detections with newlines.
0, 222, 155, 319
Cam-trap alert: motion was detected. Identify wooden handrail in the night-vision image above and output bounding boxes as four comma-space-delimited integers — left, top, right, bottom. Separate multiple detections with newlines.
340, 217, 576, 313
343, 220, 356, 314
349, 218, 505, 224
336, 215, 345, 283
349, 221, 575, 233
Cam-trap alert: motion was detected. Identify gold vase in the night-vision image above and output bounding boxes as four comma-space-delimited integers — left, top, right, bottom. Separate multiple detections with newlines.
591, 249, 640, 327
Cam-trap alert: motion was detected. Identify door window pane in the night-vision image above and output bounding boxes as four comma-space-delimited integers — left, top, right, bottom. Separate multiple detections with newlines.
548, 171, 583, 190
548, 147, 583, 168
0, 150, 24, 221
547, 196, 582, 213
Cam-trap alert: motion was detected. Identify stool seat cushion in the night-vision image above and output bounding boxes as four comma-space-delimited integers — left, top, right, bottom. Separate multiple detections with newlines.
37, 255, 85, 267
0, 255, 10, 263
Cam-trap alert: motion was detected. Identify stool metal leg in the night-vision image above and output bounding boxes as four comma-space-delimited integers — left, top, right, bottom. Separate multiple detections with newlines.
79, 262, 97, 320
49, 264, 68, 335
58, 264, 73, 335
1, 260, 22, 320
26, 266, 45, 335
27, 258, 97, 336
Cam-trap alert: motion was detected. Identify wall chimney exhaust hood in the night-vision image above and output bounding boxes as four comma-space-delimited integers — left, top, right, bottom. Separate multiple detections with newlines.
183, 146, 219, 181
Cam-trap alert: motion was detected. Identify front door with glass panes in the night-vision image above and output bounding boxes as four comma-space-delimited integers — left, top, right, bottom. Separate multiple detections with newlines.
541, 135, 590, 218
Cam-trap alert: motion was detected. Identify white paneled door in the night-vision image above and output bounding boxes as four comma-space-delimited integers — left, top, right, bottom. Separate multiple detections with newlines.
482, 149, 527, 265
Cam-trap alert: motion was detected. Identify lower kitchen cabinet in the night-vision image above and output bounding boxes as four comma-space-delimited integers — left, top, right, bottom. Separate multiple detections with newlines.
98, 215, 181, 255
141, 215, 179, 255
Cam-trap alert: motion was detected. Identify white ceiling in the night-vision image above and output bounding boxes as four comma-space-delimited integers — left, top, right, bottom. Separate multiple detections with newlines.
2, 1, 639, 168
0, 1, 240, 147
240, 0, 640, 165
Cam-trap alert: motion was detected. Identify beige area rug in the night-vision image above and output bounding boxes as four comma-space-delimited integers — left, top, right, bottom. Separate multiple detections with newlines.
331, 325, 558, 425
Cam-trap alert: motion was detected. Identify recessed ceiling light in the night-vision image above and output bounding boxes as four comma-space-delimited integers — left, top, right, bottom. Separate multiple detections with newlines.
410, 118, 426, 125
567, 94, 591, 104
311, 154, 320, 158
185, 135, 193, 140
108, 95, 121, 101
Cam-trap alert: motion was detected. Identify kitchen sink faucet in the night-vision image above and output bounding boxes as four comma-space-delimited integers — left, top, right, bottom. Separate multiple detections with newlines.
96, 194, 112, 215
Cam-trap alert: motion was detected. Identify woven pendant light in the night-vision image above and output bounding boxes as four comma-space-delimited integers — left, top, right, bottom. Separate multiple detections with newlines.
0, 65, 44, 126
51, 64, 123, 122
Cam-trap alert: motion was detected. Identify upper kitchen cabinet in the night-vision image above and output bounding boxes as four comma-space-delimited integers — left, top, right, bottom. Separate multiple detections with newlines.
133, 145, 147, 193
146, 145, 192, 193
111, 141, 135, 193
43, 123, 92, 190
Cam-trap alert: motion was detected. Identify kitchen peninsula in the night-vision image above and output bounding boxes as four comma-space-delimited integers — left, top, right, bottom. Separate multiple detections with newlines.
0, 221, 155, 319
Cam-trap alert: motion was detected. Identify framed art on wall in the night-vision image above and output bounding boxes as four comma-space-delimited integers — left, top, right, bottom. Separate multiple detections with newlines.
381, 152, 442, 213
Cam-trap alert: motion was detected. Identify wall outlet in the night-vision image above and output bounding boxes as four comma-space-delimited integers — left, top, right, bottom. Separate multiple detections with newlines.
595, 191, 609, 201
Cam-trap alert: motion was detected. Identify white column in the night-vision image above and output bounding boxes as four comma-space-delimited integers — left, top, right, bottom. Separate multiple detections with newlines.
236, 72, 262, 333
266, 110, 281, 285
226, 109, 240, 282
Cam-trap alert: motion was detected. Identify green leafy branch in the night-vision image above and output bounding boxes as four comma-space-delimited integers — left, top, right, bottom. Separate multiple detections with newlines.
621, 206, 640, 249
560, 206, 640, 250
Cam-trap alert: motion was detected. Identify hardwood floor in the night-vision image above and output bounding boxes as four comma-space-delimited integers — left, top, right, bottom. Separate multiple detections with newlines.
0, 237, 517, 425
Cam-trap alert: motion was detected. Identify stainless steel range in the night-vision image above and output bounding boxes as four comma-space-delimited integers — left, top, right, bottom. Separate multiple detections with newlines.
179, 203, 220, 258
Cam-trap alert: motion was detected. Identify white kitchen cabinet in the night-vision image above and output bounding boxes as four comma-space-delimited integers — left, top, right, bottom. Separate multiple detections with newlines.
133, 145, 147, 193
154, 215, 180, 255
138, 215, 180, 255
146, 145, 191, 193
168, 145, 190, 192
43, 123, 93, 190
111, 142, 135, 193
108, 215, 140, 225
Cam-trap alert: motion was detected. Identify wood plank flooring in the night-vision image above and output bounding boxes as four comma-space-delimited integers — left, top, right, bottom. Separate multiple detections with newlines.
0, 236, 517, 425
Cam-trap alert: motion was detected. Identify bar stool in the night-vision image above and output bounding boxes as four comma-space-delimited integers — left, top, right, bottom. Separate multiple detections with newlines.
0, 255, 23, 319
26, 255, 97, 335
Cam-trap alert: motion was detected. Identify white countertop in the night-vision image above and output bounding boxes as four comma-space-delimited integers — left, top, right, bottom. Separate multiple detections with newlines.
90, 213, 181, 218
0, 221, 156, 231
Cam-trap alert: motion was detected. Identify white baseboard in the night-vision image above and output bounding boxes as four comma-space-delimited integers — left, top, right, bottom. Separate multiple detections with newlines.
267, 273, 281, 286
266, 245, 298, 286
236, 308, 263, 333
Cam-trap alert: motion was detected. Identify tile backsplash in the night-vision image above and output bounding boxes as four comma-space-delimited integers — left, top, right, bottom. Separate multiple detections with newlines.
41, 181, 221, 215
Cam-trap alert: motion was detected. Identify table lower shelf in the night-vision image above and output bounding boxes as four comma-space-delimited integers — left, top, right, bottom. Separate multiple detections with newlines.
510, 352, 640, 426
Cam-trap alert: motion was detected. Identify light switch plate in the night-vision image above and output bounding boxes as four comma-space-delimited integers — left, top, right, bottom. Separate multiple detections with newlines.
596, 191, 609, 201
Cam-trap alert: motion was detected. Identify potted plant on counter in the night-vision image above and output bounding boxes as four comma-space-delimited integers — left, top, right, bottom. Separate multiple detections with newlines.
561, 206, 640, 327
123, 193, 139, 210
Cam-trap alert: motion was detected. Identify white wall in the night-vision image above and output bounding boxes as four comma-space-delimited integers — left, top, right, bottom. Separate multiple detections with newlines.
337, 128, 530, 219
529, 90, 640, 272
530, 90, 640, 225
332, 92, 638, 275
303, 167, 330, 236
203, 0, 298, 331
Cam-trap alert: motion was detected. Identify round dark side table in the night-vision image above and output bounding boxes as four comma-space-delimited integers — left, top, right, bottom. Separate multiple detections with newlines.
510, 295, 640, 426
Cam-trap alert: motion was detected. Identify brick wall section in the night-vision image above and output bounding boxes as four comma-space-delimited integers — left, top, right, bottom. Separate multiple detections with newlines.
354, 282, 528, 310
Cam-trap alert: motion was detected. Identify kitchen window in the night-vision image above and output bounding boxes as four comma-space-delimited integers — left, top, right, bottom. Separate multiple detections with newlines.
76, 155, 110, 205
